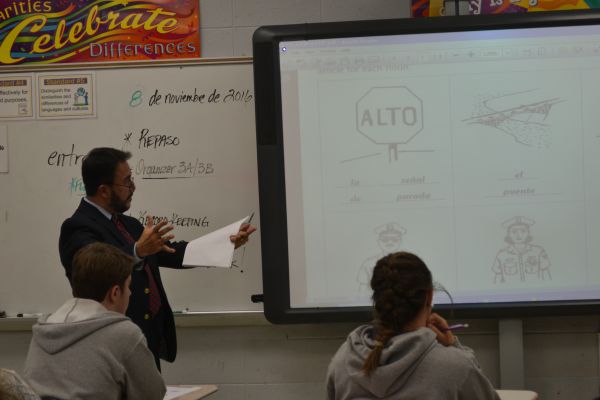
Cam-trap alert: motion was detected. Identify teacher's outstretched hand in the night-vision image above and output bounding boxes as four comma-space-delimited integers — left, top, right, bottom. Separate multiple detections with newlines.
136, 215, 176, 257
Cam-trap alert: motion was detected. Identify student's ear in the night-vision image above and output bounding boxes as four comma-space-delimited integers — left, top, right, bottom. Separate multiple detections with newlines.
103, 285, 120, 305
426, 289, 433, 309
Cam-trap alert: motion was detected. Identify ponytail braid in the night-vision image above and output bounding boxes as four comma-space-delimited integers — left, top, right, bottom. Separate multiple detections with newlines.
362, 252, 433, 377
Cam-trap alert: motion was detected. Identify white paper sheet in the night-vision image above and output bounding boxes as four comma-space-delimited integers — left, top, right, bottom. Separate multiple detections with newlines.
164, 386, 203, 400
182, 215, 251, 268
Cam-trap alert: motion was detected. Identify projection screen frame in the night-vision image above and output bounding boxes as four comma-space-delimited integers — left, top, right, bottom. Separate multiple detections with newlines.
253, 10, 600, 324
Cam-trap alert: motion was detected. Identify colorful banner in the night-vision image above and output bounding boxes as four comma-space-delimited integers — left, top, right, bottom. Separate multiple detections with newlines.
412, 0, 600, 16
0, 0, 200, 65
470, 0, 600, 14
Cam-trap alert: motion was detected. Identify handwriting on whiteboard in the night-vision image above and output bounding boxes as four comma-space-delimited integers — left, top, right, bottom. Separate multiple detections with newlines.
134, 210, 210, 228
135, 158, 214, 180
147, 88, 253, 107
122, 128, 180, 149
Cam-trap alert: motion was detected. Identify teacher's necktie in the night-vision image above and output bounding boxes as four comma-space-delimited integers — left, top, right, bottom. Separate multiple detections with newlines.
112, 214, 162, 316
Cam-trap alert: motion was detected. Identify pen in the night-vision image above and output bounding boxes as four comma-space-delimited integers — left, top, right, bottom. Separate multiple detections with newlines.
441, 323, 469, 332
246, 212, 255, 225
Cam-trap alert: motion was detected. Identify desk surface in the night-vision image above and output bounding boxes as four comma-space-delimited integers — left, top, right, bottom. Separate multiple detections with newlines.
496, 390, 539, 400
165, 385, 218, 400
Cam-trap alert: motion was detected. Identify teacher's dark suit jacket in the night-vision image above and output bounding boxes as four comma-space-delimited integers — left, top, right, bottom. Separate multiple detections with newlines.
58, 199, 188, 362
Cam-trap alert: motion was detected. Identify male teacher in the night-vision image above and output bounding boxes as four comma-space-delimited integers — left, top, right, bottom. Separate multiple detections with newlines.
58, 147, 256, 368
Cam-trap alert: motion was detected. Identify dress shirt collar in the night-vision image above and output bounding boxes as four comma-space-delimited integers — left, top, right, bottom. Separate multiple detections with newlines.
83, 197, 113, 220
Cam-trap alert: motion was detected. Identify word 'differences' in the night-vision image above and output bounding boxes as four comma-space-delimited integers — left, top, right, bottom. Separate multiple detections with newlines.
0, 0, 198, 64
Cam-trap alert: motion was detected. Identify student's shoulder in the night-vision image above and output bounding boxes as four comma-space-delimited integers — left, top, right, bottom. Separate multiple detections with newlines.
100, 316, 146, 347
329, 325, 368, 367
427, 340, 479, 371
100, 318, 151, 363
111, 317, 145, 337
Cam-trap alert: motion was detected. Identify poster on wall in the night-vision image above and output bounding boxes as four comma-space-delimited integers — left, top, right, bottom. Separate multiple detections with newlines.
0, 75, 33, 119
412, 0, 600, 16
37, 72, 96, 119
0, 0, 200, 66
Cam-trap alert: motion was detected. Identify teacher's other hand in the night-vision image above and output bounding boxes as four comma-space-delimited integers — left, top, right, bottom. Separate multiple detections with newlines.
230, 224, 257, 249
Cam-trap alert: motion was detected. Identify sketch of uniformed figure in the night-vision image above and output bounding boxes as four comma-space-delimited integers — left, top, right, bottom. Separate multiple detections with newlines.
492, 216, 551, 283
357, 222, 406, 292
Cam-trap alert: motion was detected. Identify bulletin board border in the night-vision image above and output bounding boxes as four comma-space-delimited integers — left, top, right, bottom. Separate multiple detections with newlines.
0, 57, 253, 73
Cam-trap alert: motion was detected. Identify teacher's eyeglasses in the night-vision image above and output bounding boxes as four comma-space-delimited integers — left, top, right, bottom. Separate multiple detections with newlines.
112, 177, 135, 190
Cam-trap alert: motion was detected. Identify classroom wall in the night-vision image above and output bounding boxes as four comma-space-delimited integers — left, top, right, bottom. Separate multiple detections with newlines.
199, 0, 411, 57
1, 316, 599, 399
1, 1, 599, 399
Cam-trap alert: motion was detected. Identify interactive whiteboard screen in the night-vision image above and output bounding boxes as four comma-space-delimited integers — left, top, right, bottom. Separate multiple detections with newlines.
253, 11, 600, 322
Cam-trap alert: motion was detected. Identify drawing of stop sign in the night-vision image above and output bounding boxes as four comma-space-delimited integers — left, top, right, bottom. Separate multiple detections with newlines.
356, 86, 423, 144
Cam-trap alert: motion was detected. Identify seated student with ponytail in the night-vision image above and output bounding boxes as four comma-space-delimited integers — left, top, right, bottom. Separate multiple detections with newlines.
326, 251, 500, 400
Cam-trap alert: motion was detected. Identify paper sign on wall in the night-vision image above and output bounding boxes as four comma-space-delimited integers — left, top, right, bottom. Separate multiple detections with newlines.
0, 76, 33, 119
37, 73, 96, 119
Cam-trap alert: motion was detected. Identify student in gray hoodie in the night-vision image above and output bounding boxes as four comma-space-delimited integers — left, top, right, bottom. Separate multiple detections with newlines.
24, 242, 166, 400
326, 251, 500, 400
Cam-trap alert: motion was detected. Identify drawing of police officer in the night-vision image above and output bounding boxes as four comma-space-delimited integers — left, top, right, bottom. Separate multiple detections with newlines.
492, 216, 551, 283
357, 222, 406, 292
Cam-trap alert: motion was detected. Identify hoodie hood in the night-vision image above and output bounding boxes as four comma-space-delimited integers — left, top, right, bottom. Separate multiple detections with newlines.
31, 298, 129, 355
344, 325, 437, 398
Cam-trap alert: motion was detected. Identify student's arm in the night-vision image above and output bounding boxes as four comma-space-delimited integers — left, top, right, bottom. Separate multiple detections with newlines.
123, 337, 166, 400
326, 376, 336, 400
325, 362, 336, 400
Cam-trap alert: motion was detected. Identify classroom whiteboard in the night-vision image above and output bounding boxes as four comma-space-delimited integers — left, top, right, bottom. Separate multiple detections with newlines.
0, 60, 263, 316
